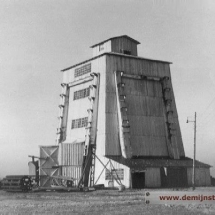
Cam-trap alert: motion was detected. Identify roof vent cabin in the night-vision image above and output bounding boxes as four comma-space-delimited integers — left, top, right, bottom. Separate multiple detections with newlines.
90, 35, 140, 57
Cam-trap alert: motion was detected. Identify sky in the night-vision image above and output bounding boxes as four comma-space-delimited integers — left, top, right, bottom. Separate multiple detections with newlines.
0, 0, 215, 179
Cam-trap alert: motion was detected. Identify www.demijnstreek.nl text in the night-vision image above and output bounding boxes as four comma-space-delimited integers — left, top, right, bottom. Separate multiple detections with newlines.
159, 195, 215, 202
145, 191, 215, 204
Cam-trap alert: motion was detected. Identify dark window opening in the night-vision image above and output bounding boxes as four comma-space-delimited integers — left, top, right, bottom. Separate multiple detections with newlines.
74, 64, 91, 78
120, 49, 131, 55
74, 88, 90, 100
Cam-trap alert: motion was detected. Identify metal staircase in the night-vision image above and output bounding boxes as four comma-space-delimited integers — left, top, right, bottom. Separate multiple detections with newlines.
78, 73, 100, 187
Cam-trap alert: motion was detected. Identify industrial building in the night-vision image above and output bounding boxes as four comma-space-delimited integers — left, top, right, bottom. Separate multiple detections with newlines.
40, 35, 211, 188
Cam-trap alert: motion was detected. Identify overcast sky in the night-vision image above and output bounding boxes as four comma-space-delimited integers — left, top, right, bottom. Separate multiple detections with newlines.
0, 0, 215, 178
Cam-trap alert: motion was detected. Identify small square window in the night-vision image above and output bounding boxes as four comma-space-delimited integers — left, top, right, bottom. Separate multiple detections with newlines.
99, 44, 104, 51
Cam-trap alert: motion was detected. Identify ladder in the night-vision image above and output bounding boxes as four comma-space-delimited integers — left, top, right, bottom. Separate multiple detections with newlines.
78, 73, 100, 187
161, 77, 180, 159
56, 83, 69, 144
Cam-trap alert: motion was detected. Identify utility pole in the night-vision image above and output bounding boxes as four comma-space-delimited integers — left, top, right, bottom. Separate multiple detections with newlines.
186, 112, 197, 190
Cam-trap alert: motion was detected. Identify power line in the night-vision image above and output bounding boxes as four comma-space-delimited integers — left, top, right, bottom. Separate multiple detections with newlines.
198, 106, 215, 125
198, 95, 215, 120
197, 110, 215, 130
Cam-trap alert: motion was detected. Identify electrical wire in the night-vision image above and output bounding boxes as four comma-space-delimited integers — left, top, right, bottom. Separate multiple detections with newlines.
197, 110, 215, 130
198, 95, 215, 120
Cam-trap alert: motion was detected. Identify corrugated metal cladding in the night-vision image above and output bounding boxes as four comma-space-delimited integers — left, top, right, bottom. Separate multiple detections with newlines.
145, 168, 161, 188
166, 167, 188, 187
123, 77, 168, 156
61, 142, 84, 165
62, 167, 82, 186
61, 142, 84, 186
111, 37, 138, 56
187, 167, 211, 186
105, 55, 185, 158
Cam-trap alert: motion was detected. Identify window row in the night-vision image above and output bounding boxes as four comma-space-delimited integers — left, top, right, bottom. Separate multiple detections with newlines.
74, 63, 91, 78
105, 169, 124, 180
71, 117, 88, 129
74, 88, 90, 100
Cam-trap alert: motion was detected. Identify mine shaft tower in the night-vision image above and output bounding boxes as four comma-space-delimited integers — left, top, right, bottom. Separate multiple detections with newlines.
44, 35, 211, 189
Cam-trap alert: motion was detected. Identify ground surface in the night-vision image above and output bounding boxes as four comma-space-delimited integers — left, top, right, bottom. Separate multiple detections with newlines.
0, 188, 215, 214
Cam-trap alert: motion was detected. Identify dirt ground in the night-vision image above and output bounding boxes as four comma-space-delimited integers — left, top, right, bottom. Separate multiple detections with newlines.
0, 188, 215, 215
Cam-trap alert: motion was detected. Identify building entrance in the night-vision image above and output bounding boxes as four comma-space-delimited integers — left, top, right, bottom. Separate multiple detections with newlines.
132, 172, 145, 189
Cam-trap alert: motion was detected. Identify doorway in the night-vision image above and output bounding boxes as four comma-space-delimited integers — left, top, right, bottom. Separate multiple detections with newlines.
132, 172, 145, 189
166, 167, 188, 187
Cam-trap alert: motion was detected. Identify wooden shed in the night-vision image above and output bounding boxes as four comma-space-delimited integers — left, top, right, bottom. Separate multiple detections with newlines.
55, 35, 211, 188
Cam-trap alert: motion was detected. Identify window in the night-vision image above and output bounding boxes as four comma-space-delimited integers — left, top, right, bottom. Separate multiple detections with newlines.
99, 43, 104, 51
105, 169, 124, 180
74, 64, 91, 78
71, 117, 88, 129
74, 88, 90, 100
120, 49, 131, 55
124, 50, 131, 55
